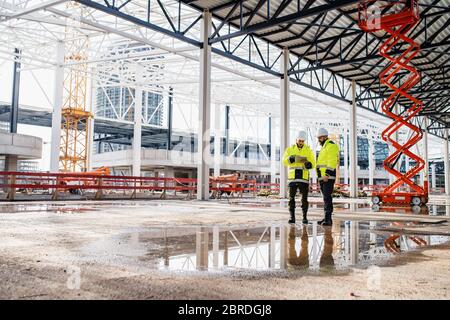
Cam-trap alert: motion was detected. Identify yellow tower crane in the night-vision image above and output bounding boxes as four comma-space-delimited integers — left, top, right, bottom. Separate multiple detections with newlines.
60, 1, 93, 172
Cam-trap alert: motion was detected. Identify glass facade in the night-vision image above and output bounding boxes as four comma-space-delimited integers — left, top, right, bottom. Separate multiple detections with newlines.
96, 87, 163, 125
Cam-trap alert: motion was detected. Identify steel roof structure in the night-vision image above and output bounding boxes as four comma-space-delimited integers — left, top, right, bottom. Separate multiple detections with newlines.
59, 0, 450, 138
181, 0, 450, 135
0, 0, 449, 142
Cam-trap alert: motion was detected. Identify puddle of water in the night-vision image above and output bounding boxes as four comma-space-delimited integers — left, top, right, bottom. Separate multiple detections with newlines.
371, 204, 450, 216
226, 200, 371, 210
76, 221, 449, 273
0, 203, 99, 214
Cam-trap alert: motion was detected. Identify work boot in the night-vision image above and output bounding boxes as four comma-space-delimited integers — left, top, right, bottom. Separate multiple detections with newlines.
317, 218, 325, 225
321, 219, 333, 226
302, 212, 308, 225
288, 211, 296, 224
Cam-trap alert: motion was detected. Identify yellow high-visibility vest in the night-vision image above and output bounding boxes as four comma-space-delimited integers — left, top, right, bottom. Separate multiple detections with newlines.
316, 139, 340, 181
282, 144, 316, 184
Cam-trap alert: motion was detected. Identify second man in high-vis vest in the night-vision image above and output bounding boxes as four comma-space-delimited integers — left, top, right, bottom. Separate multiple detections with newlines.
316, 128, 340, 226
282, 131, 316, 224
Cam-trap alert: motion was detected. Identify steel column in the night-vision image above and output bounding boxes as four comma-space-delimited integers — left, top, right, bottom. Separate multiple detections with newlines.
197, 10, 212, 200
270, 116, 277, 184
167, 87, 173, 151
224, 105, 230, 156
213, 226, 219, 269
445, 129, 450, 196
422, 118, 429, 189
50, 41, 65, 173
10, 48, 21, 134
87, 69, 96, 172
280, 48, 290, 198
349, 80, 358, 198
350, 221, 359, 265
368, 137, 375, 186
343, 128, 349, 185
214, 103, 221, 177
132, 68, 143, 177
196, 226, 209, 270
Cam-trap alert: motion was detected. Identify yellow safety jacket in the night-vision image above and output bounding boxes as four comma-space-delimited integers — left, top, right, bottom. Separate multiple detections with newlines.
316, 139, 340, 181
282, 144, 316, 184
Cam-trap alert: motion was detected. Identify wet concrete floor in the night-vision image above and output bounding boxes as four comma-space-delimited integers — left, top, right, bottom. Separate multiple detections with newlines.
0, 198, 448, 274
76, 221, 449, 273
0, 198, 449, 299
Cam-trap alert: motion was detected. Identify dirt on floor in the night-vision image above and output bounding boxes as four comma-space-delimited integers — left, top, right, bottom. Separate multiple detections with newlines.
0, 244, 449, 300
0, 198, 449, 300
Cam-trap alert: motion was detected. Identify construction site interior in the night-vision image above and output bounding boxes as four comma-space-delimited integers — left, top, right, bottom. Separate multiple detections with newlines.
0, 0, 450, 300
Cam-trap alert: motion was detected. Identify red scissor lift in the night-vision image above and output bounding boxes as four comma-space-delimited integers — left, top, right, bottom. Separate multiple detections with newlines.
358, 0, 428, 206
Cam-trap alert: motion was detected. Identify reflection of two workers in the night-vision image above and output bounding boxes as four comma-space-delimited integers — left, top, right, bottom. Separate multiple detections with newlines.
287, 225, 335, 269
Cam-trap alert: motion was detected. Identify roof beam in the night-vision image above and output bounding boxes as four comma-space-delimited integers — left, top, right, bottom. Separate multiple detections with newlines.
209, 0, 359, 44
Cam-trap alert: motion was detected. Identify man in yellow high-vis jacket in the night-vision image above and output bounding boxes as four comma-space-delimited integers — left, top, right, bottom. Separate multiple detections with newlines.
316, 128, 340, 226
282, 131, 316, 224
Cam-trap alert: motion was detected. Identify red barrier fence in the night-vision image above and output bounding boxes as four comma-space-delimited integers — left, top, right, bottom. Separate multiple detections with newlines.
0, 171, 445, 201
0, 172, 258, 200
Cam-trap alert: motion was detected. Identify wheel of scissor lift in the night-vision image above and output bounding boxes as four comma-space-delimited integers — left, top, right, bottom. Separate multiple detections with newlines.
372, 196, 381, 205
411, 197, 422, 206
372, 204, 380, 212
412, 205, 421, 214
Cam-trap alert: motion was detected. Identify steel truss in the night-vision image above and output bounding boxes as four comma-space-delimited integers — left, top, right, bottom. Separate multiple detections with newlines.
55, 0, 450, 141
0, 0, 448, 153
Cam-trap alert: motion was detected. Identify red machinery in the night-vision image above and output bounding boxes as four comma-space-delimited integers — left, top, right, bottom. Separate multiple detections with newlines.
358, 0, 428, 206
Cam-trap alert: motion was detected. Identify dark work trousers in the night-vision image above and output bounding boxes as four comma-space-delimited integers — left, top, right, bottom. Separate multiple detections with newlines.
288, 182, 309, 216
319, 179, 335, 221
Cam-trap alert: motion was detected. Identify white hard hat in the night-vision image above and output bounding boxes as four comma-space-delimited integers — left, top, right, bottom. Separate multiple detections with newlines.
296, 130, 308, 141
316, 128, 329, 137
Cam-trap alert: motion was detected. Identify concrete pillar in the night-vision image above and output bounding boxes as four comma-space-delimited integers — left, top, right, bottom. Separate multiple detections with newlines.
343, 128, 349, 185
214, 103, 221, 177
50, 41, 65, 172
368, 137, 375, 186
444, 129, 450, 197
4, 155, 17, 172
132, 69, 143, 177
349, 80, 358, 198
4, 155, 18, 198
164, 167, 174, 178
431, 163, 436, 190
280, 48, 290, 198
197, 10, 212, 200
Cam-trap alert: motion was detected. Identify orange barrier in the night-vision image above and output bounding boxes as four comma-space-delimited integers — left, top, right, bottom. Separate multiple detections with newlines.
4, 171, 443, 200
0, 172, 258, 200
